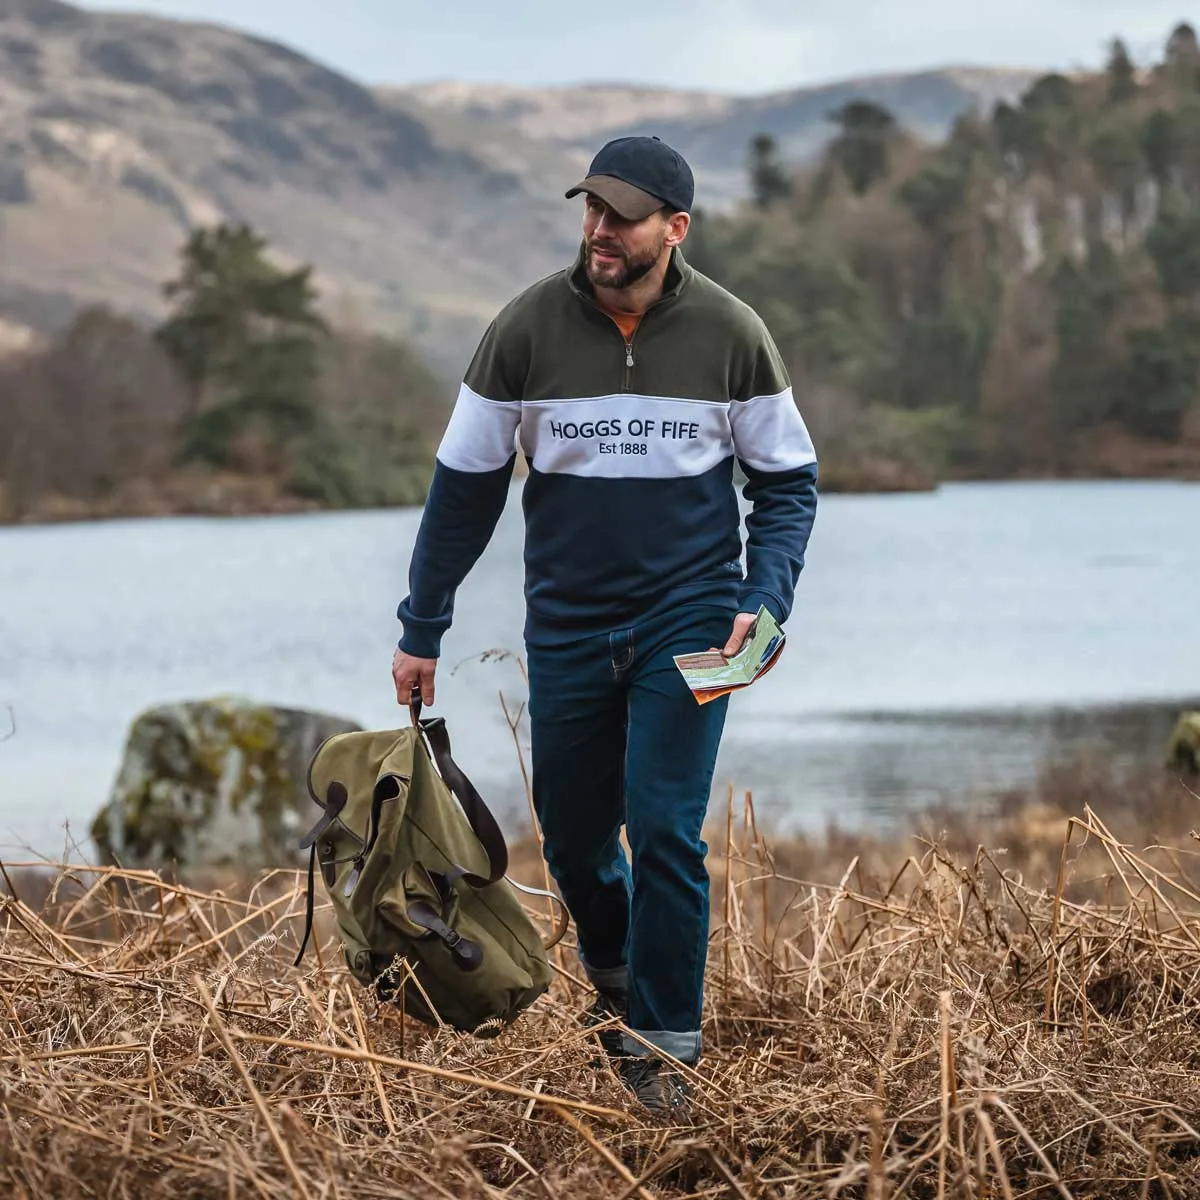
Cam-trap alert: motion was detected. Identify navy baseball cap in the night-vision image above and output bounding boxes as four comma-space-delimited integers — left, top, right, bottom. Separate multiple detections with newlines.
565, 135, 694, 220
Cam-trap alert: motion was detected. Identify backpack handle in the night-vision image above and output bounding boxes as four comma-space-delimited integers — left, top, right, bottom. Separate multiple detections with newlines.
507, 878, 571, 950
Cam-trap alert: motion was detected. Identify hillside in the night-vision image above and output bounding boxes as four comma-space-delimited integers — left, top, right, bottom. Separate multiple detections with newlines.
0, 0, 1035, 374
0, 0, 576, 378
392, 69, 1039, 206
381, 80, 736, 146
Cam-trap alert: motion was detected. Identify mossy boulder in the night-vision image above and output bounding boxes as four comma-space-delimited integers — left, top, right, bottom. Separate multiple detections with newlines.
1166, 712, 1200, 775
91, 697, 362, 867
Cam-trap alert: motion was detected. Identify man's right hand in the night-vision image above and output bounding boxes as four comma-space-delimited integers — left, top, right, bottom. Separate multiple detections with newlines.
392, 647, 438, 708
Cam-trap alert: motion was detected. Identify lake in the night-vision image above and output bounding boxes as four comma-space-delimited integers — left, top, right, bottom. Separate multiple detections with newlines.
1, 480, 1197, 860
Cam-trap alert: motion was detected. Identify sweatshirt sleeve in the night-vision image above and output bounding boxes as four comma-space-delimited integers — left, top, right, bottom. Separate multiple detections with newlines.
396, 320, 523, 658
728, 319, 818, 625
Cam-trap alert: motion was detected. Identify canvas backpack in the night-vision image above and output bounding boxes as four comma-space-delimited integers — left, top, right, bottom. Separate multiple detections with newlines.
293, 706, 563, 1035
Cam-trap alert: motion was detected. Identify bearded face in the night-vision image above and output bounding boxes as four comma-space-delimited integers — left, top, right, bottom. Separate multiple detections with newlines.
583, 235, 665, 291
581, 201, 670, 292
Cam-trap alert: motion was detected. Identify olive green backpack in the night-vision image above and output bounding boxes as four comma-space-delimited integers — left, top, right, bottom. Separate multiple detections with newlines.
293, 706, 564, 1035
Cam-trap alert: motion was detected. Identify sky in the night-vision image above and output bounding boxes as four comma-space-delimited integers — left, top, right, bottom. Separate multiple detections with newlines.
74, 1, 1192, 93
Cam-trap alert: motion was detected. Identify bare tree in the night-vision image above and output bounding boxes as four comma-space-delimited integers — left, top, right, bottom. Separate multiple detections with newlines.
0, 307, 189, 516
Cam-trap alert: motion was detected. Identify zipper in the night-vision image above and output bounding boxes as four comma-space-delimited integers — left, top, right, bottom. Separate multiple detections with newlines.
572, 281, 670, 391
569, 254, 686, 393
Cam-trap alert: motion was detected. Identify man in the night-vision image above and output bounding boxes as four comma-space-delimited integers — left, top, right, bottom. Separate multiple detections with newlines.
392, 135, 818, 1115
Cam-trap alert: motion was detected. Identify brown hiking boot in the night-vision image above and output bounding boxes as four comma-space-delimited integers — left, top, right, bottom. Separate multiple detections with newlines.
618, 1055, 694, 1119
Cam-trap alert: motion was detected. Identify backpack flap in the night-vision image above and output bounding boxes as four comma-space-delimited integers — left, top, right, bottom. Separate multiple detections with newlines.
293, 729, 416, 966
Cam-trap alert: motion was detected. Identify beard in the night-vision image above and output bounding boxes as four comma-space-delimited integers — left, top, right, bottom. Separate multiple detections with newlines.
582, 232, 665, 291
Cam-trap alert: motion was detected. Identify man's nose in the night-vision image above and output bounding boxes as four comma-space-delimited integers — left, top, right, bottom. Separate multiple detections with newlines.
593, 208, 621, 238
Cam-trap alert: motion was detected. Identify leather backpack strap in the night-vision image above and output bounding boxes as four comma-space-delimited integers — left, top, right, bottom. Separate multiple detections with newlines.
293, 781, 348, 967
406, 900, 484, 971
293, 844, 317, 967
410, 691, 508, 888
420, 716, 509, 888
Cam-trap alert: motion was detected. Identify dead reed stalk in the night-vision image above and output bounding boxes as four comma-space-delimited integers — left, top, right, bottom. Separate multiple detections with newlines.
4, 803, 1200, 1197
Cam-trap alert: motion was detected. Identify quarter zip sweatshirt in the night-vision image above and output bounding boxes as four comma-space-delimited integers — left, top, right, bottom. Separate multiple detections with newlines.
397, 248, 818, 658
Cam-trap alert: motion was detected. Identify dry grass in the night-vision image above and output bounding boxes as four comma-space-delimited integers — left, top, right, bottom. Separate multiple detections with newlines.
4, 777, 1200, 1198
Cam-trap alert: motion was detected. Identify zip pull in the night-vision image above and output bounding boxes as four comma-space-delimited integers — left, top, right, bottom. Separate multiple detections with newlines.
625, 344, 634, 369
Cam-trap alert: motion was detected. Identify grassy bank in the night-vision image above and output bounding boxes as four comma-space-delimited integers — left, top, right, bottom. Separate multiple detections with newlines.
3, 764, 1200, 1197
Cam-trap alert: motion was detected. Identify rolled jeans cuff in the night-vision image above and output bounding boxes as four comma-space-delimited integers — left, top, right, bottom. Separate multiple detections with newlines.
622, 1028, 701, 1065
582, 958, 628, 996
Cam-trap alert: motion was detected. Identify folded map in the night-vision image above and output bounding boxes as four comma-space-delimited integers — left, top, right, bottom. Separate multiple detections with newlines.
673, 605, 785, 705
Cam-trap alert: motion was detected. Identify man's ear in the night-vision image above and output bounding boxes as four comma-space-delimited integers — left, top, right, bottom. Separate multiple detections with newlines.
664, 211, 691, 247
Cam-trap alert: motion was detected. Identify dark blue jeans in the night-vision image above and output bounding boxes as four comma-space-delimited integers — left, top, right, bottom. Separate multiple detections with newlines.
526, 601, 733, 1064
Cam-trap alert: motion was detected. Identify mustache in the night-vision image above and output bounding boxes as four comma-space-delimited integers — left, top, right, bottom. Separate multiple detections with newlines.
587, 239, 624, 256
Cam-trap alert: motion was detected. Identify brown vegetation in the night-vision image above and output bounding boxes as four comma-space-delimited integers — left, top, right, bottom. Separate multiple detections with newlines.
4, 757, 1200, 1197
0, 307, 189, 518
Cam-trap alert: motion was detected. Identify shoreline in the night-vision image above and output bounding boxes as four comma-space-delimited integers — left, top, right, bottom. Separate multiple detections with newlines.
5, 700, 1191, 863
3, 463, 1198, 528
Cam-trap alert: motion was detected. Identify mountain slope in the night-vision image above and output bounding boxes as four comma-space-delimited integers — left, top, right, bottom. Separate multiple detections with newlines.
0, 0, 577, 376
0, 0, 1037, 373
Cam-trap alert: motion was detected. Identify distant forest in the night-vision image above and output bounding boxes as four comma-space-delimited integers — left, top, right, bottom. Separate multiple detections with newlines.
689, 21, 1200, 489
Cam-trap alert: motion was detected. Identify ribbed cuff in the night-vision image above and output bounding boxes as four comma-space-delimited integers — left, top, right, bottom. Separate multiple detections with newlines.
735, 588, 785, 624
397, 627, 443, 659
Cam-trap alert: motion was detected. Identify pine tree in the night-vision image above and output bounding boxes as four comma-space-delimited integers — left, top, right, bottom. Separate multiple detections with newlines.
1165, 22, 1200, 85
827, 100, 897, 195
156, 223, 327, 465
747, 133, 792, 209
1105, 38, 1138, 103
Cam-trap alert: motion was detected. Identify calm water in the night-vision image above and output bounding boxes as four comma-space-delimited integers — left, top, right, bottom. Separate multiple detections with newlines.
1, 480, 1197, 859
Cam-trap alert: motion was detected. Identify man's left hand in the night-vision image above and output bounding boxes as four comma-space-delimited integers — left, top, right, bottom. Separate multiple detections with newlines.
720, 612, 758, 658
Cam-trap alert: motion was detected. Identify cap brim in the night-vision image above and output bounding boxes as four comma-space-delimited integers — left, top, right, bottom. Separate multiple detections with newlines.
564, 174, 664, 221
